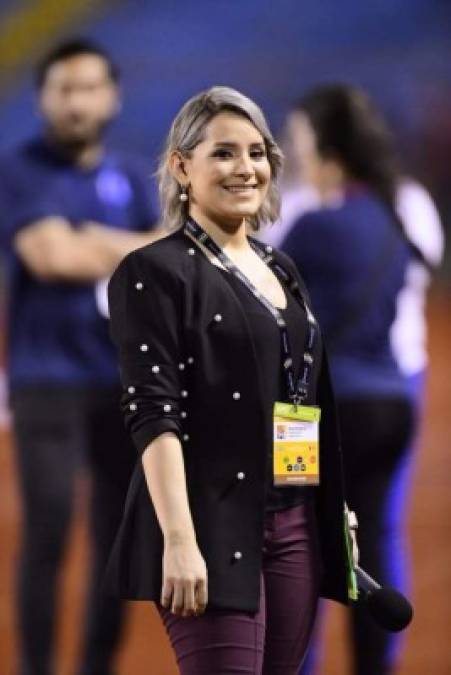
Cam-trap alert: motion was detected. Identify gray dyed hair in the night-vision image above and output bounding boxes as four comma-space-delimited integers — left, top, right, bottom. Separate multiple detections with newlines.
158, 86, 284, 230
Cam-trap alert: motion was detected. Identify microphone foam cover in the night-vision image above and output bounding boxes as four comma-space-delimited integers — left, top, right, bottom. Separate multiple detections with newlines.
366, 587, 413, 632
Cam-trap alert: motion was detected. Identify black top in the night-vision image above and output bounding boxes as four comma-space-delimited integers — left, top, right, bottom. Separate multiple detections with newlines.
218, 267, 321, 511
104, 229, 348, 610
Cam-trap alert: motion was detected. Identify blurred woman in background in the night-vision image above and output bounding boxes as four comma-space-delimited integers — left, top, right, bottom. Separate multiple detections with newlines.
282, 84, 425, 675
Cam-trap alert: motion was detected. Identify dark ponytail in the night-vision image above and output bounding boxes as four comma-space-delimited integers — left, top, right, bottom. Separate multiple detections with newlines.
293, 85, 400, 215
293, 85, 431, 268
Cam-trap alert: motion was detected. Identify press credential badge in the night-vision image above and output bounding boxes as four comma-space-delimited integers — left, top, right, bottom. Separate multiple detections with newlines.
273, 402, 321, 486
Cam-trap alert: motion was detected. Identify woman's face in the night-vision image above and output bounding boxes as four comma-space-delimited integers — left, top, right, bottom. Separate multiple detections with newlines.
287, 111, 325, 189
182, 111, 271, 228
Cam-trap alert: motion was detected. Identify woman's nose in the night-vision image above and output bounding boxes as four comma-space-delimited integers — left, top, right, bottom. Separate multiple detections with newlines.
235, 155, 254, 179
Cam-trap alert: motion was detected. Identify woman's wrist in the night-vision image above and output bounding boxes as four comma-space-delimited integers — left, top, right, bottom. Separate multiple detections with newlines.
164, 527, 197, 547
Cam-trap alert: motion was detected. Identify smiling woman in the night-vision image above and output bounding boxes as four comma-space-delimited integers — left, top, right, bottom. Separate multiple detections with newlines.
105, 86, 351, 675
158, 86, 283, 231
171, 112, 272, 233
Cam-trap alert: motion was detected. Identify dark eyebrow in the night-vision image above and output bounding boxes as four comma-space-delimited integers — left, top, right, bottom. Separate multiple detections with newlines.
212, 141, 266, 148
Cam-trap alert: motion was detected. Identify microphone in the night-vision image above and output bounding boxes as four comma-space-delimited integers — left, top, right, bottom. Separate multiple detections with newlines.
354, 566, 413, 632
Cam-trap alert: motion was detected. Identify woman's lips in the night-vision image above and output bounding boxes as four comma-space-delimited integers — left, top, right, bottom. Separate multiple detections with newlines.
223, 185, 258, 193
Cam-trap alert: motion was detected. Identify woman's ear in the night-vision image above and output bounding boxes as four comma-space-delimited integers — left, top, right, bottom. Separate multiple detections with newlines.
168, 151, 189, 187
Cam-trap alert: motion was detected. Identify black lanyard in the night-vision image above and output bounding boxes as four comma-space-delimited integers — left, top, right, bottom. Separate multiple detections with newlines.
185, 218, 318, 405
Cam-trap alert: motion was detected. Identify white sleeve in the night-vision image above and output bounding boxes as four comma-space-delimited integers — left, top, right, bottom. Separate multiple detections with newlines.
396, 180, 444, 268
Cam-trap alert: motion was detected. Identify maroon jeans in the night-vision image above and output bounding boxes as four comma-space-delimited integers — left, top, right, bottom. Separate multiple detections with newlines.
158, 501, 321, 674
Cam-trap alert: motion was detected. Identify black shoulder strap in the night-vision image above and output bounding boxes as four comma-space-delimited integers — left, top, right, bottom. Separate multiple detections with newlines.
394, 217, 435, 275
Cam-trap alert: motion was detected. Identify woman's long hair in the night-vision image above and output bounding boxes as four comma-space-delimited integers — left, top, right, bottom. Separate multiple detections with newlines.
293, 84, 401, 214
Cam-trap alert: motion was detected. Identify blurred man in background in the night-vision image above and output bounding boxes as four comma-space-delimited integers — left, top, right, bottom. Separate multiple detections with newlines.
0, 39, 161, 675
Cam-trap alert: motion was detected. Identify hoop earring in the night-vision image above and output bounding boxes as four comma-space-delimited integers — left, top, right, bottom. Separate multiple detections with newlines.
179, 186, 189, 202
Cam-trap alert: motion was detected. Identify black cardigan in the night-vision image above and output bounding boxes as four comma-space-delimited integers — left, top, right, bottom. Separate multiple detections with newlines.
105, 227, 348, 610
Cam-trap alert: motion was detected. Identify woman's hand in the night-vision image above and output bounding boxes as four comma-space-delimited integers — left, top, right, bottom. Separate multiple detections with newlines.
141, 434, 207, 618
161, 534, 208, 617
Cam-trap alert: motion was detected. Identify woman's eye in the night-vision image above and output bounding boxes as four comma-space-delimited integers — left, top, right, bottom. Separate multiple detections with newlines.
212, 148, 266, 160
251, 150, 266, 159
213, 149, 233, 159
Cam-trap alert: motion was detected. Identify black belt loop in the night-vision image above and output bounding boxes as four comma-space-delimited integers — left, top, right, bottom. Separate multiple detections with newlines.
184, 218, 318, 405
